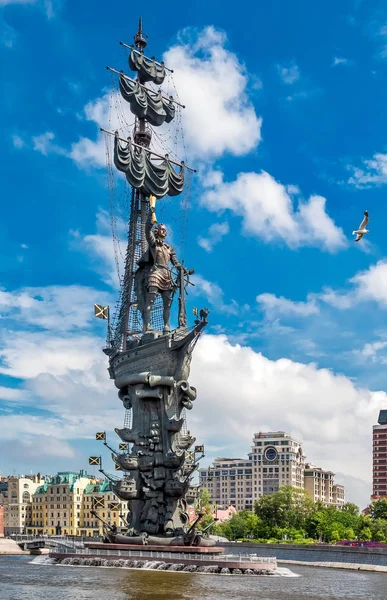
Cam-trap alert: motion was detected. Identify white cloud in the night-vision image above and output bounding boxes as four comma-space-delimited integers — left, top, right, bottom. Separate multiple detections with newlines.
201, 170, 347, 251
254, 260, 387, 324
333, 57, 350, 66
0, 436, 75, 460
163, 26, 262, 158
357, 340, 387, 363
0, 332, 101, 379
197, 221, 229, 252
0, 285, 111, 331
277, 61, 300, 84
70, 209, 125, 287
257, 292, 319, 317
0, 386, 26, 401
334, 474, 370, 511
68, 92, 125, 168
0, 0, 35, 4
29, 92, 120, 167
348, 152, 387, 187
12, 134, 25, 149
32, 131, 67, 156
191, 334, 385, 485
351, 260, 387, 305
191, 274, 239, 315
318, 288, 354, 309
67, 27, 262, 168
0, 0, 61, 19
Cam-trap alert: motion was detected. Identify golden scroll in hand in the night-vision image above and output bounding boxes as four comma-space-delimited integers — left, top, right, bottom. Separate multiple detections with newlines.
149, 195, 157, 224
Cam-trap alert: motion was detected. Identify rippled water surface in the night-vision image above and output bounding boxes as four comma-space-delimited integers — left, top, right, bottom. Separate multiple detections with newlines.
0, 555, 386, 600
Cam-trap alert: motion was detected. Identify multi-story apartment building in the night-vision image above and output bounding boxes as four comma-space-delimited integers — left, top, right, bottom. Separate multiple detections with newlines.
3, 475, 45, 535
26, 473, 127, 536
332, 484, 345, 507
304, 464, 335, 504
372, 409, 387, 499
80, 480, 128, 537
249, 432, 305, 495
28, 470, 97, 536
200, 431, 344, 510
0, 479, 6, 536
0, 505, 4, 537
201, 458, 253, 512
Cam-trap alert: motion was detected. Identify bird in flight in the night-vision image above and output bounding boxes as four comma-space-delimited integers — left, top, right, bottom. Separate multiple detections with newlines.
352, 210, 369, 243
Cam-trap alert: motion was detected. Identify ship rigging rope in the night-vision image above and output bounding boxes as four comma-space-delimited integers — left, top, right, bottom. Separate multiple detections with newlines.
105, 60, 193, 342
105, 84, 121, 283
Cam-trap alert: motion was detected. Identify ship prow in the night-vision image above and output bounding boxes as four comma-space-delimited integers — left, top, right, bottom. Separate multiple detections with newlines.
109, 321, 206, 386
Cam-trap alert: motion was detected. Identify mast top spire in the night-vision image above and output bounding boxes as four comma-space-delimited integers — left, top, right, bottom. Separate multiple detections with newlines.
134, 17, 147, 52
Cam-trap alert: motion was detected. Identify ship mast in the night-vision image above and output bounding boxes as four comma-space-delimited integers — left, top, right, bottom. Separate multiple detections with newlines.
112, 19, 163, 351
122, 18, 149, 352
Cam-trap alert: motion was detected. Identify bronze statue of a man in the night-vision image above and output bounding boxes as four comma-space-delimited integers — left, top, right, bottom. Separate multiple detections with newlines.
135, 206, 181, 333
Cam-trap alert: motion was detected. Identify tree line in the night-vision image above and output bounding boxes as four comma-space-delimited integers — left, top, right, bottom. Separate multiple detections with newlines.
197, 486, 387, 544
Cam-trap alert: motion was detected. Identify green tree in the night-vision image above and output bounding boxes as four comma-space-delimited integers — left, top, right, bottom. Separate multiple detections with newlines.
196, 488, 217, 532
255, 486, 315, 536
343, 527, 355, 541
370, 499, 387, 521
356, 514, 372, 539
358, 527, 372, 542
370, 518, 387, 543
197, 488, 211, 510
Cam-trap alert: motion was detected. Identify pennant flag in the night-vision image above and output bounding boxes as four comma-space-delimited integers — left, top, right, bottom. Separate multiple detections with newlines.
109, 502, 120, 511
94, 304, 109, 320
96, 432, 106, 441
119, 443, 128, 451
93, 497, 104, 509
89, 456, 100, 466
193, 307, 198, 317
115, 463, 122, 471
195, 445, 204, 453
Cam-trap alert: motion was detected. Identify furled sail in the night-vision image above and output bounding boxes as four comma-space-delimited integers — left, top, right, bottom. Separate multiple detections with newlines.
129, 49, 166, 85
119, 75, 175, 127
114, 135, 185, 198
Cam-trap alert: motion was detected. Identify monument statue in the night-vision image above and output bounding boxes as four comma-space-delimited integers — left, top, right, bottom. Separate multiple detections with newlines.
91, 19, 213, 547
135, 206, 189, 333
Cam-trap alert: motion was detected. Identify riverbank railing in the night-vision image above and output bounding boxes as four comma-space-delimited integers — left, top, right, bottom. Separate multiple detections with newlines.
48, 545, 276, 564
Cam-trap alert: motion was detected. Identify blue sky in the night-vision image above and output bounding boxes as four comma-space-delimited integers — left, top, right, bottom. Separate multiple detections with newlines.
2, 0, 387, 508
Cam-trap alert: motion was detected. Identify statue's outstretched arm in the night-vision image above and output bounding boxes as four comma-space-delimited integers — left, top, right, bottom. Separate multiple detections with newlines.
146, 209, 156, 247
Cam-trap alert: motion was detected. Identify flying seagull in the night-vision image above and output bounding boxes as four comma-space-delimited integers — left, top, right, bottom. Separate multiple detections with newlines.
352, 210, 369, 243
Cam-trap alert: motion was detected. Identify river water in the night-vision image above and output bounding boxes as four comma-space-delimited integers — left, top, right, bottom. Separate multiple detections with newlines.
0, 555, 386, 600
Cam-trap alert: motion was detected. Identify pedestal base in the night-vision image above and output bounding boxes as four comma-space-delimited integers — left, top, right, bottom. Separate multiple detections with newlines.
51, 543, 277, 574
84, 542, 225, 554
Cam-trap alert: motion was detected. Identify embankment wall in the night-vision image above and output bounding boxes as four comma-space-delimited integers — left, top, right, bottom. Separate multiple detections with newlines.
221, 542, 387, 566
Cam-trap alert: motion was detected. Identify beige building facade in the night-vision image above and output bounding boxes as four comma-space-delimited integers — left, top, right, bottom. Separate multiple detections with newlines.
201, 458, 253, 512
249, 431, 305, 496
80, 480, 127, 537
3, 475, 45, 535
332, 484, 345, 506
304, 464, 337, 504
26, 472, 127, 537
28, 470, 97, 536
200, 431, 345, 510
